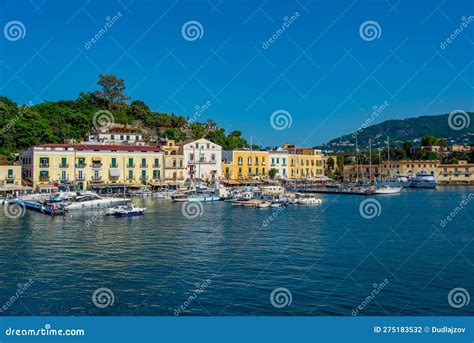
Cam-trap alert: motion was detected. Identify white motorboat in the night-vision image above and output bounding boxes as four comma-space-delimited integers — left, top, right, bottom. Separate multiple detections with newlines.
188, 194, 221, 202
113, 204, 146, 217
295, 194, 322, 204
372, 184, 402, 194
65, 193, 130, 210
256, 201, 272, 208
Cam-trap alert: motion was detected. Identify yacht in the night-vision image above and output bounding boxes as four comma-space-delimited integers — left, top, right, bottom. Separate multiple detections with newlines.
409, 173, 438, 189
112, 204, 146, 217
387, 176, 411, 188
188, 194, 221, 202
65, 193, 130, 210
295, 193, 322, 204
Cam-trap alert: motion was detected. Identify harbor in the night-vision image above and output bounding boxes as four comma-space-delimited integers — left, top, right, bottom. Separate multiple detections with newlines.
0, 186, 472, 316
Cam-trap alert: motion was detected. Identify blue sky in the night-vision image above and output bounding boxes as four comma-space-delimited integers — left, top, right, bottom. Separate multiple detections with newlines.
0, 0, 473, 146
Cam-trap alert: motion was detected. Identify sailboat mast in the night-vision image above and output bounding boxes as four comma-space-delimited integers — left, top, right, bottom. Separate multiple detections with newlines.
387, 136, 390, 178
355, 138, 359, 183
369, 139, 372, 183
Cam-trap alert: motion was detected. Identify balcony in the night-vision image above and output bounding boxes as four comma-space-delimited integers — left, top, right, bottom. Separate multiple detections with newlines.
76, 163, 86, 168
39, 176, 49, 181
153, 164, 160, 168
59, 163, 69, 168
140, 176, 148, 180
127, 176, 135, 180
110, 164, 119, 168
91, 163, 102, 169
110, 176, 120, 181
39, 163, 49, 168
91, 176, 102, 182
127, 164, 135, 168
140, 164, 148, 168
76, 175, 85, 181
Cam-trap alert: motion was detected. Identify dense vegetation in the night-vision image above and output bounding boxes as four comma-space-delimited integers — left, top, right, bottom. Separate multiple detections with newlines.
0, 75, 249, 164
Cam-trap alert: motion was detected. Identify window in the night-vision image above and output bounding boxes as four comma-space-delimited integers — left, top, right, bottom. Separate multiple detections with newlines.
248, 167, 252, 174
195, 143, 199, 149
189, 153, 194, 161
238, 167, 242, 174
93, 170, 99, 179
78, 170, 83, 180
128, 170, 134, 179
153, 170, 160, 179
262, 168, 265, 174
248, 157, 252, 165
225, 167, 229, 174
211, 154, 216, 162
207, 143, 210, 149
61, 157, 67, 167
40, 157, 49, 167
238, 157, 243, 165
154, 158, 159, 167
128, 158, 134, 167
141, 169, 147, 179
61, 170, 67, 180
141, 158, 147, 167
111, 157, 117, 168
7, 169, 13, 178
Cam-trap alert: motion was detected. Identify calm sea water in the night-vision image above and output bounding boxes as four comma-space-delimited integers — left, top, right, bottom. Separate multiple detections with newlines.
0, 187, 472, 316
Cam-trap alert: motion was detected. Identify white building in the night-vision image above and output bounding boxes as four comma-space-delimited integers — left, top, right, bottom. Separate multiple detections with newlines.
86, 131, 145, 145
181, 138, 222, 182
268, 148, 288, 179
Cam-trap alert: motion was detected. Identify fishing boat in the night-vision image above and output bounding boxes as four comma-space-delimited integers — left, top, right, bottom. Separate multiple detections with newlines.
372, 184, 402, 194
113, 204, 146, 217
409, 173, 438, 189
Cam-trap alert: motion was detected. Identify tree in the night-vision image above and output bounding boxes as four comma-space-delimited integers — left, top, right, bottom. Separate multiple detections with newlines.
402, 141, 413, 157
268, 168, 278, 179
421, 135, 438, 146
94, 74, 130, 108
437, 138, 448, 146
326, 157, 335, 171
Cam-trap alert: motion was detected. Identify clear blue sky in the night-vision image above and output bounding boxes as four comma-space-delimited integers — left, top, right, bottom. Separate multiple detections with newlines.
1, 0, 473, 146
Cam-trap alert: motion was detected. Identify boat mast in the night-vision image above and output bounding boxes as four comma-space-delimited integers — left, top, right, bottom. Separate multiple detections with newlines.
387, 136, 390, 178
197, 145, 201, 193
355, 138, 359, 183
378, 148, 381, 183
369, 139, 372, 184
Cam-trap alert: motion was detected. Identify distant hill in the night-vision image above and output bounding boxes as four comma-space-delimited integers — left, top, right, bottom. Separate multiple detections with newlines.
320, 112, 473, 152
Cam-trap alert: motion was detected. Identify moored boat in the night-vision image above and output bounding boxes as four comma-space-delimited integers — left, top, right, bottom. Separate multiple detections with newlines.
113, 204, 146, 217
409, 173, 438, 189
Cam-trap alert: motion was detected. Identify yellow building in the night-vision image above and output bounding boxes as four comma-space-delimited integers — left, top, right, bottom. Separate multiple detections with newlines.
0, 165, 30, 195
20, 144, 164, 192
222, 150, 269, 180
158, 139, 185, 185
284, 144, 324, 179
343, 160, 474, 184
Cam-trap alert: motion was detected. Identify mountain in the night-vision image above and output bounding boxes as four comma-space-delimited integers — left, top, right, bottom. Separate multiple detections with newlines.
320, 112, 473, 151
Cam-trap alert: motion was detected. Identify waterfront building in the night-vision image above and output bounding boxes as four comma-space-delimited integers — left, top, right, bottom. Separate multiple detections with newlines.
20, 144, 164, 192
0, 165, 30, 195
157, 139, 185, 185
284, 144, 324, 179
222, 149, 269, 180
343, 159, 474, 184
181, 139, 222, 182
268, 148, 289, 179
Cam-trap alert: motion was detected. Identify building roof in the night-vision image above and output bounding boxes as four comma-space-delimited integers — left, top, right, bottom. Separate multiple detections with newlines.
36, 144, 161, 153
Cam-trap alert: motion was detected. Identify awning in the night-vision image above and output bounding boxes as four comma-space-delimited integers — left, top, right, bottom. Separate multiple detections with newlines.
0, 185, 32, 192
109, 168, 121, 177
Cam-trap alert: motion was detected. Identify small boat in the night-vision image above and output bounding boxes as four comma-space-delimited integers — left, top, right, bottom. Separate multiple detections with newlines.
257, 201, 272, 208
409, 173, 438, 189
373, 184, 402, 194
296, 194, 322, 204
270, 202, 285, 208
104, 205, 128, 216
171, 193, 189, 202
188, 195, 221, 202
387, 176, 411, 188
65, 193, 130, 210
113, 204, 146, 217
